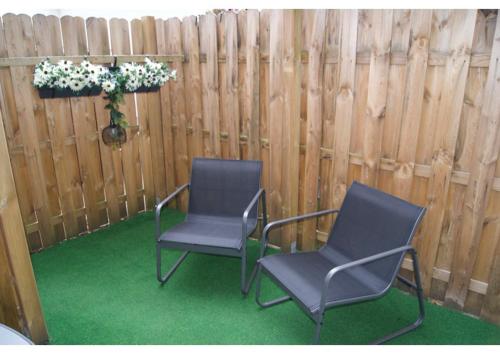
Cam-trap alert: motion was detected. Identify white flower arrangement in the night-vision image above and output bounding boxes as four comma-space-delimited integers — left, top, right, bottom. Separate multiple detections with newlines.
33, 57, 176, 132
33, 59, 108, 91
33, 57, 176, 94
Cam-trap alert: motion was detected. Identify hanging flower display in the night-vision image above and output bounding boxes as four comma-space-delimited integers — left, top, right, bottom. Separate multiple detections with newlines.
33, 59, 107, 98
33, 57, 176, 148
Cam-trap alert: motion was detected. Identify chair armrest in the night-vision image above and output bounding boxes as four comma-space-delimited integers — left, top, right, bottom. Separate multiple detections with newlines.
318, 245, 415, 314
155, 183, 189, 241
260, 209, 339, 258
242, 189, 266, 241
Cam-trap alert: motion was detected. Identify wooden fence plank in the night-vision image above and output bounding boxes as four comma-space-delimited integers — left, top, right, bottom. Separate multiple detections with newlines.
245, 10, 260, 160
317, 10, 340, 236
0, 107, 48, 343
61, 15, 107, 230
360, 10, 393, 187
280, 10, 302, 252
418, 10, 477, 295
32, 14, 84, 238
445, 14, 500, 310
109, 18, 142, 215
259, 10, 271, 240
181, 16, 204, 161
268, 10, 285, 245
392, 10, 433, 200
433, 11, 493, 306
301, 10, 327, 251
222, 12, 240, 159
199, 13, 221, 158
3, 14, 57, 246
164, 18, 190, 210
86, 17, 122, 223
331, 10, 358, 212
141, 16, 167, 202
131, 19, 155, 209
155, 18, 177, 203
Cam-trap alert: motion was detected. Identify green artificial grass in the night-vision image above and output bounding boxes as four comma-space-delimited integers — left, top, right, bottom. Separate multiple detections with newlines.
31, 209, 500, 345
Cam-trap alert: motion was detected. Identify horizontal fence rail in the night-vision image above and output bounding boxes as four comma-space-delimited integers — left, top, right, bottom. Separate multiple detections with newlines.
0, 10, 499, 325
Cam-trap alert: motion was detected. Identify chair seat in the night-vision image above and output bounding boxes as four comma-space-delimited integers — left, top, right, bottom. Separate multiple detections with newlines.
159, 215, 257, 250
259, 250, 389, 314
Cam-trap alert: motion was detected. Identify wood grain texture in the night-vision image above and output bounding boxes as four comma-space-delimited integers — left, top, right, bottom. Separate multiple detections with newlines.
418, 10, 477, 296
0, 107, 47, 343
301, 10, 327, 250
199, 13, 221, 158
32, 14, 84, 238
61, 15, 107, 230
131, 18, 155, 209
360, 10, 393, 187
109, 18, 142, 215
181, 16, 204, 161
87, 17, 122, 224
164, 18, 189, 211
445, 14, 500, 310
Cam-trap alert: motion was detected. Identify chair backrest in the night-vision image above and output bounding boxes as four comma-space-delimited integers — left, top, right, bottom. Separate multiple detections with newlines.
322, 181, 425, 291
187, 158, 262, 221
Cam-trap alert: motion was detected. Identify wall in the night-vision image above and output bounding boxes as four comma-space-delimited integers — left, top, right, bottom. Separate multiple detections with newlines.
0, 10, 499, 325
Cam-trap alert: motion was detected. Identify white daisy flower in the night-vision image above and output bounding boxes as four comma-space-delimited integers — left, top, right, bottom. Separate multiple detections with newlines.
81, 60, 92, 70
69, 79, 84, 91
102, 80, 116, 93
55, 78, 69, 88
136, 67, 145, 77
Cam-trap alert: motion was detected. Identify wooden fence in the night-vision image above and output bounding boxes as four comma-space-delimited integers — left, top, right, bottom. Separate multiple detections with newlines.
0, 10, 499, 325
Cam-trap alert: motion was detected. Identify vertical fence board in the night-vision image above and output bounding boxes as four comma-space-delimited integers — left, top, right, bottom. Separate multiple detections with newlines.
61, 15, 107, 230
331, 10, 358, 213
360, 10, 393, 187
141, 16, 167, 202
445, 14, 500, 309
317, 10, 340, 236
418, 10, 477, 295
32, 14, 84, 238
109, 18, 142, 215
164, 18, 189, 210
3, 14, 57, 246
0, 108, 48, 343
86, 17, 122, 223
222, 12, 240, 159
155, 18, 177, 204
199, 13, 221, 158
392, 10, 433, 201
181, 16, 204, 161
131, 19, 155, 209
280, 10, 302, 252
259, 10, 271, 232
301, 10, 327, 250
268, 10, 285, 244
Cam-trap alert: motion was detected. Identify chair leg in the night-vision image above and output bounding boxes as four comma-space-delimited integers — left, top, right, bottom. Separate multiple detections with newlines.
255, 263, 291, 308
156, 245, 190, 285
371, 251, 425, 344
313, 312, 325, 345
241, 249, 259, 295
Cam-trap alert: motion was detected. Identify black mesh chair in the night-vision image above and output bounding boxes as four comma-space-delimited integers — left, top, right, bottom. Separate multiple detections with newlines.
156, 158, 267, 294
255, 181, 426, 344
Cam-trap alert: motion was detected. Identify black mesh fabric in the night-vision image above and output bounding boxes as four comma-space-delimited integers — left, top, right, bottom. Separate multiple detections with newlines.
160, 158, 262, 250
187, 158, 262, 221
260, 181, 425, 312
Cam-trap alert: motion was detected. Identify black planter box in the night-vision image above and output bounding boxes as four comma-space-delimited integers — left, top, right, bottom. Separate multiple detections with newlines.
37, 86, 103, 99
124, 85, 161, 94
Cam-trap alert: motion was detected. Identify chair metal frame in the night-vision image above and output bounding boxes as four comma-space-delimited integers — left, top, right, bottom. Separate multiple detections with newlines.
255, 208, 426, 344
156, 183, 267, 295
